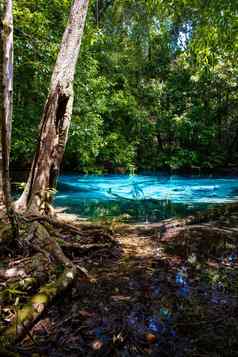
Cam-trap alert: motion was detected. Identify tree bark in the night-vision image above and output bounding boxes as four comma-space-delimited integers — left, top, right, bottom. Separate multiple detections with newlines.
0, 0, 13, 212
0, 2, 3, 208
15, 0, 89, 215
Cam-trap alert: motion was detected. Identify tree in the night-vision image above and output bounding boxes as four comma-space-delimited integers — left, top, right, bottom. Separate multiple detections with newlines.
0, 1, 3, 209
6, 0, 238, 174
0, 1, 91, 344
15, 0, 89, 214
0, 0, 13, 213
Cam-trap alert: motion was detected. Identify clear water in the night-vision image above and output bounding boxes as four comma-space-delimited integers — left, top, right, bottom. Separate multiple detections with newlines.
55, 174, 238, 223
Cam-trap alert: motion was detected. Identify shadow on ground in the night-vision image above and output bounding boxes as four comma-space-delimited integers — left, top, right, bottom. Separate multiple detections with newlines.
12, 214, 238, 357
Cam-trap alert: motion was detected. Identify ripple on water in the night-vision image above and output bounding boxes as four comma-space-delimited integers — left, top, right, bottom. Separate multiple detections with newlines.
55, 174, 238, 221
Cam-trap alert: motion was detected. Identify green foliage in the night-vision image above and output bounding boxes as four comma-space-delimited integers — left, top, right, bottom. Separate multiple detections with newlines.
10, 0, 238, 172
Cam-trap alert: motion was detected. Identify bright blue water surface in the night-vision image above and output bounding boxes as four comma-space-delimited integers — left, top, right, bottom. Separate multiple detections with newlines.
55, 174, 238, 222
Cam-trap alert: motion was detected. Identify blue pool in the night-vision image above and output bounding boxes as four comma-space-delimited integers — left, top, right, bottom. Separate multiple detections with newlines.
55, 174, 238, 222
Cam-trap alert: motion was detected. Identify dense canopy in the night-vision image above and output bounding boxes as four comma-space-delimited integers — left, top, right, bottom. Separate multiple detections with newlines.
12, 0, 238, 173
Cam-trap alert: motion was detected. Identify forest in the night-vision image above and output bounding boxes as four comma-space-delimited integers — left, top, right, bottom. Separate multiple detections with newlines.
0, 0, 238, 356
12, 0, 238, 173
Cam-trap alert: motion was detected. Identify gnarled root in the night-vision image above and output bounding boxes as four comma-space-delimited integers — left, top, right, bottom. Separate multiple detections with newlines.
0, 222, 13, 246
3, 264, 76, 342
1, 222, 79, 344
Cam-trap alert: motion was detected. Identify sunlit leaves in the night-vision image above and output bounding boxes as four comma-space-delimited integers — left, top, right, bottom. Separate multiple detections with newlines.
10, 0, 238, 172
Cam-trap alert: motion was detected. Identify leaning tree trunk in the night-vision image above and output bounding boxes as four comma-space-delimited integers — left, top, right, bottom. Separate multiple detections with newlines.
15, 0, 89, 215
0, 0, 13, 213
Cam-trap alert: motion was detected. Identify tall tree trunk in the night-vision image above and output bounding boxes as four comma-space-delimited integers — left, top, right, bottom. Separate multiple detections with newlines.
0, 0, 13, 212
15, 0, 89, 215
0, 2, 3, 208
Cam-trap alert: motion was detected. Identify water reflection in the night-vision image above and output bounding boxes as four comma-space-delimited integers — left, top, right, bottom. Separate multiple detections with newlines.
176, 268, 190, 298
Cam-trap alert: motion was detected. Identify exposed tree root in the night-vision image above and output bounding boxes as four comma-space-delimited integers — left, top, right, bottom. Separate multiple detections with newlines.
185, 224, 238, 237
3, 264, 76, 342
0, 221, 79, 345
161, 224, 238, 242
59, 240, 113, 251
119, 203, 238, 238
0, 212, 114, 347
0, 222, 13, 245
0, 277, 36, 304
24, 214, 83, 235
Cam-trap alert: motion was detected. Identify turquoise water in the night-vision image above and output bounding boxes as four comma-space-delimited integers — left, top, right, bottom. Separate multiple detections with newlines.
55, 174, 238, 222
